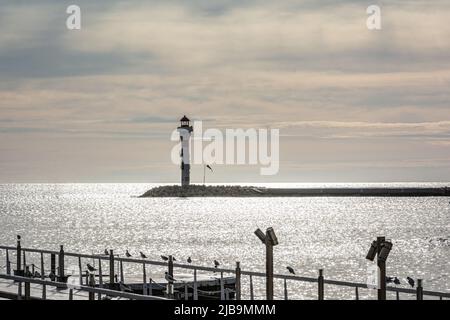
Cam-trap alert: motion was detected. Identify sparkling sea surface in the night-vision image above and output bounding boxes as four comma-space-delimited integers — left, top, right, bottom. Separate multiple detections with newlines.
0, 183, 449, 300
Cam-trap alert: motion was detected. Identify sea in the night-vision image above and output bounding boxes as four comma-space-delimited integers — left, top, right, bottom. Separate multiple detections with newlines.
0, 182, 449, 300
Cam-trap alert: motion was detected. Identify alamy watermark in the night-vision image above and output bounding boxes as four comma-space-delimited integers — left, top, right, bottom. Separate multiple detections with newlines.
170, 121, 280, 176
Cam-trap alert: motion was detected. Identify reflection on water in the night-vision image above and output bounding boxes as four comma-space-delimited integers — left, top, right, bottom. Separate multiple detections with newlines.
0, 183, 449, 299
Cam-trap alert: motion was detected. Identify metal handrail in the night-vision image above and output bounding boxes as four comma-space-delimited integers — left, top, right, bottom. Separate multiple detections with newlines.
0, 273, 169, 300
1, 245, 449, 299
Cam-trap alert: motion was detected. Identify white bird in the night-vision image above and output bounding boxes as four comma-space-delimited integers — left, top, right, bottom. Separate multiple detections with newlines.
165, 272, 176, 282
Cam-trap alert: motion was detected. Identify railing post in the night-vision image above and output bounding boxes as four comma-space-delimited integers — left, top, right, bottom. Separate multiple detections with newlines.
69, 288, 73, 300
14, 235, 23, 276
284, 279, 288, 300
220, 272, 225, 300
17, 282, 22, 300
168, 255, 174, 298
249, 275, 254, 300
42, 284, 46, 300
416, 279, 423, 300
50, 253, 56, 279
78, 256, 83, 285
235, 262, 241, 300
6, 249, 11, 275
98, 258, 103, 300
185, 283, 189, 300
23, 250, 27, 271
58, 245, 65, 281
109, 250, 114, 289
193, 269, 198, 300
24, 281, 31, 300
142, 263, 147, 295
149, 278, 153, 296
40, 253, 45, 280
355, 286, 359, 300
318, 269, 324, 300
396, 291, 400, 300
120, 260, 124, 282
88, 273, 95, 300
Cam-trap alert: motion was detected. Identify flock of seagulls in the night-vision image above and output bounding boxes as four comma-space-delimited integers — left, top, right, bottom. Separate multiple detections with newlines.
386, 276, 416, 287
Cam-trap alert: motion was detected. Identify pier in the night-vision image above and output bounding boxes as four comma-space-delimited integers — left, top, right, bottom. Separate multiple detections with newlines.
1, 236, 449, 300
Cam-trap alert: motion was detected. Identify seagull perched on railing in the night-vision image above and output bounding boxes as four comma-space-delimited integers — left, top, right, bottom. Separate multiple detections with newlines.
187, 257, 192, 264
34, 271, 41, 278
140, 252, 147, 259
165, 272, 176, 283
286, 266, 295, 275
407, 277, 415, 288
161, 255, 169, 261
125, 250, 132, 258
386, 277, 394, 284
86, 264, 97, 272
394, 277, 401, 285
104, 249, 109, 255
214, 260, 220, 268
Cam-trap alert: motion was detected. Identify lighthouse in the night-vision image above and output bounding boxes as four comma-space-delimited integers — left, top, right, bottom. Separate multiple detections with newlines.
177, 115, 193, 187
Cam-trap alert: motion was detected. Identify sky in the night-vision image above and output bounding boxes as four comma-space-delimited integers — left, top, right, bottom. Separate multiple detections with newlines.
0, 0, 450, 183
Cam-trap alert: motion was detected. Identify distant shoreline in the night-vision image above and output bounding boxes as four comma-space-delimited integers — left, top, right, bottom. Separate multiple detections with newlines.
140, 185, 450, 197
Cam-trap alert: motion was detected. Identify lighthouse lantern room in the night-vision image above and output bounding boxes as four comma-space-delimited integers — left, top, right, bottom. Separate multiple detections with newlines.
177, 115, 193, 187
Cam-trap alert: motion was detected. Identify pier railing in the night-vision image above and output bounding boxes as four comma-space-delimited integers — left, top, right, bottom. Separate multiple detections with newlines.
1, 244, 449, 300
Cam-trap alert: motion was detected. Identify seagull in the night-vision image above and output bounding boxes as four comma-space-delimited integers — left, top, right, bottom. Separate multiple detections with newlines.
407, 277, 415, 288
161, 255, 169, 261
49, 272, 56, 281
286, 266, 295, 275
125, 250, 132, 258
33, 271, 41, 278
104, 249, 109, 255
173, 257, 177, 261
140, 252, 147, 259
386, 276, 394, 284
187, 257, 192, 264
17, 235, 21, 240
165, 272, 176, 282
214, 260, 220, 268
394, 277, 401, 285
86, 263, 97, 272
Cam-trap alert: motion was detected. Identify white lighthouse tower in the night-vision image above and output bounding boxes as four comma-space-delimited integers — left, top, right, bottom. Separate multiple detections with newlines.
177, 115, 193, 187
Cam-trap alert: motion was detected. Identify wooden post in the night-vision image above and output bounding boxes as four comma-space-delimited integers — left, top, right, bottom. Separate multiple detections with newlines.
416, 279, 423, 300
98, 258, 103, 300
142, 263, 147, 294
78, 256, 83, 285
6, 249, 11, 275
50, 253, 56, 278
220, 272, 225, 300
69, 289, 73, 300
235, 262, 241, 300
377, 236, 386, 300
24, 281, 31, 300
120, 260, 124, 282
284, 279, 288, 300
193, 269, 198, 300
168, 255, 174, 298
109, 250, 114, 288
23, 251, 27, 271
58, 245, 65, 280
355, 287, 359, 300
40, 253, 45, 280
318, 269, 324, 300
249, 275, 254, 300
16, 236, 22, 274
185, 283, 189, 300
17, 282, 22, 300
88, 273, 95, 300
42, 284, 46, 300
265, 238, 274, 300
31, 264, 35, 275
